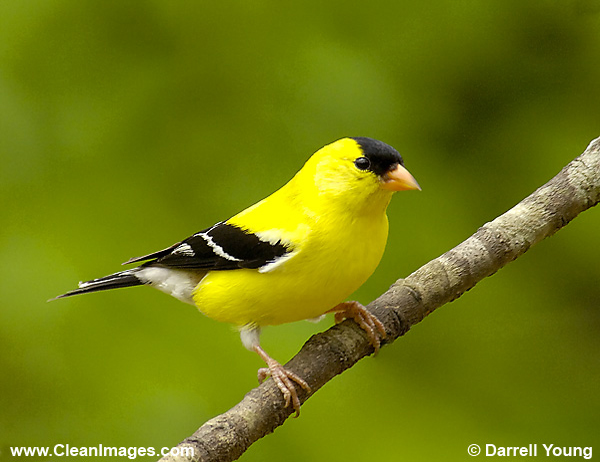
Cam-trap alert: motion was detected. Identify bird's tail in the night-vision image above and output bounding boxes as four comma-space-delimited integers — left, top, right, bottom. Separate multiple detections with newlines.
49, 269, 144, 301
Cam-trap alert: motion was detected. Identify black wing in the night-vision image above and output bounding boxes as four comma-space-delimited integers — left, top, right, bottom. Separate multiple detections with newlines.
123, 222, 292, 271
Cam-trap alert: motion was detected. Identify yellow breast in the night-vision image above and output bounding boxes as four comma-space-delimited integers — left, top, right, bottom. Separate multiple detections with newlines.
192, 211, 388, 327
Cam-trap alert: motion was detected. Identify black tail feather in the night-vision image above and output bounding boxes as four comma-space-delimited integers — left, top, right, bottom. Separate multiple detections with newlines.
49, 270, 144, 301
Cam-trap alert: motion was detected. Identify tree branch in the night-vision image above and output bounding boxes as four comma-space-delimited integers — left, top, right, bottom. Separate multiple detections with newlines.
159, 137, 600, 462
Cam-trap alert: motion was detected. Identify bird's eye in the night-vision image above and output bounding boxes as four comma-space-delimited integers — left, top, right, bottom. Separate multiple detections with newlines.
354, 157, 371, 171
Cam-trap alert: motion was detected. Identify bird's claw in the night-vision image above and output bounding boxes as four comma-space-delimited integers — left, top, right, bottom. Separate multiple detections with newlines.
333, 301, 387, 354
257, 359, 311, 417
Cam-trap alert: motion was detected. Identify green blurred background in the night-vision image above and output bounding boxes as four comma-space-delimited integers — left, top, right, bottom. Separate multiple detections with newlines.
1, 1, 599, 460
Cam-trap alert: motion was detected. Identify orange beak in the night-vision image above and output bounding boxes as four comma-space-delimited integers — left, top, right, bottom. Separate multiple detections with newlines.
380, 164, 421, 191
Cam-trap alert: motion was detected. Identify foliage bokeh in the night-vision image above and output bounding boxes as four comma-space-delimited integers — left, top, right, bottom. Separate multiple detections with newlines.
1, 1, 599, 460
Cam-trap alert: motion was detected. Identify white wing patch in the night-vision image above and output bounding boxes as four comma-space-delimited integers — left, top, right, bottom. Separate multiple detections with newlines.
254, 228, 300, 273
254, 229, 288, 245
173, 243, 195, 257
258, 250, 297, 273
197, 230, 242, 262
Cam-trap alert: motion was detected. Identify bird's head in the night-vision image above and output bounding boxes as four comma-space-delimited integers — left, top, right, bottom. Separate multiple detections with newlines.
296, 137, 420, 212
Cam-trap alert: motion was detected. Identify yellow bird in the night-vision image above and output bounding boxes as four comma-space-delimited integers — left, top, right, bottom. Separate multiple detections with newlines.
53, 137, 420, 415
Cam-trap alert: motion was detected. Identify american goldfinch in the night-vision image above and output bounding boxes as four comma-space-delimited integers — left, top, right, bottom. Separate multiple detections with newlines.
53, 137, 420, 415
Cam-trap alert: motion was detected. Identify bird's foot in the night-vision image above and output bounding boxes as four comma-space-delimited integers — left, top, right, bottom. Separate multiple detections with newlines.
332, 301, 387, 354
255, 348, 311, 417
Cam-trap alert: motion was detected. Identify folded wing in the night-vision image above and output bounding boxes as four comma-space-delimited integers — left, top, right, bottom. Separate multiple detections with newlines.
125, 222, 293, 271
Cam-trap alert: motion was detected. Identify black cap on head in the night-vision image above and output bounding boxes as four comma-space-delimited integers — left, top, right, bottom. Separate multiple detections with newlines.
350, 137, 404, 176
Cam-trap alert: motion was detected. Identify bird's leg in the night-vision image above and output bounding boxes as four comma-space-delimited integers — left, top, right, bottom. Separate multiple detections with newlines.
329, 301, 387, 354
254, 345, 311, 416
240, 327, 311, 417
